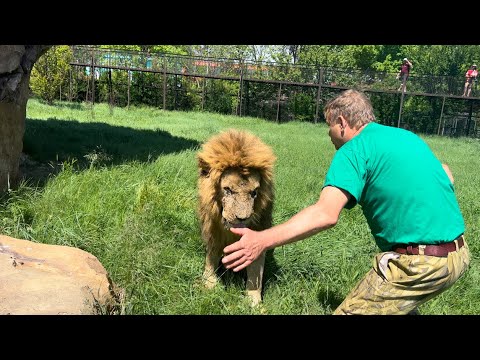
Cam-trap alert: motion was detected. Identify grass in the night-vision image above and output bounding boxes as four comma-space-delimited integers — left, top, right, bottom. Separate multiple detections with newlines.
2, 98, 479, 314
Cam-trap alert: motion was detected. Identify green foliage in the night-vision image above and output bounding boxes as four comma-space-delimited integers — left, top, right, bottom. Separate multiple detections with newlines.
395, 45, 480, 77
99, 45, 188, 56
294, 45, 480, 79
297, 45, 382, 70
371, 54, 399, 73
285, 89, 316, 122
30, 46, 73, 104
130, 72, 163, 107
204, 79, 238, 114
341, 45, 380, 70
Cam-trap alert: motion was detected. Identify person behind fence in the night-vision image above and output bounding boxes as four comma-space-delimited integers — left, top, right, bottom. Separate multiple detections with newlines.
462, 64, 478, 97
221, 89, 470, 315
397, 58, 413, 92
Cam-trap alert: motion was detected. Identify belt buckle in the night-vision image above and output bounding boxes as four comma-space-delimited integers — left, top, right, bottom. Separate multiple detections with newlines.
418, 244, 426, 255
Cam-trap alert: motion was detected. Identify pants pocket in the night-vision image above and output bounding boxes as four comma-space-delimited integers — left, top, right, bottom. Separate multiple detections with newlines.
376, 252, 400, 280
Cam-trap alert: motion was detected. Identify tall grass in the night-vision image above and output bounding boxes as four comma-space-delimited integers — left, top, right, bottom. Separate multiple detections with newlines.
2, 98, 479, 314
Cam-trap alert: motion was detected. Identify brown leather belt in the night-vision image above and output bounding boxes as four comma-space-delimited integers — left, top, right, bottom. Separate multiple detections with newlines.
392, 235, 464, 257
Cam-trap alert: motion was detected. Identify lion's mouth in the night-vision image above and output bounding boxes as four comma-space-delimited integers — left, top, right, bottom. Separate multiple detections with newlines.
231, 223, 247, 228
222, 218, 248, 230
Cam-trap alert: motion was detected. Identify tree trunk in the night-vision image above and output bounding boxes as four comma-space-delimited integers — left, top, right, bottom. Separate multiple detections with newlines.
0, 45, 50, 192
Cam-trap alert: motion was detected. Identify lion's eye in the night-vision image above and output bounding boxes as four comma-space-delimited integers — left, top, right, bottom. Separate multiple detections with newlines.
223, 187, 232, 196
251, 189, 257, 199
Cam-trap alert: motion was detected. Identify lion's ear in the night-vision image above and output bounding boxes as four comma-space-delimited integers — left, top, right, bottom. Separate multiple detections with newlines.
198, 157, 210, 177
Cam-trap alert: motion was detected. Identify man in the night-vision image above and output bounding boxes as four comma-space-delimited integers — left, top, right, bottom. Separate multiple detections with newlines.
462, 64, 478, 97
397, 58, 413, 92
222, 89, 470, 315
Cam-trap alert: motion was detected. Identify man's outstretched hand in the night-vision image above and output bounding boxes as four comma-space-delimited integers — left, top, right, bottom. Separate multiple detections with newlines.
222, 227, 265, 272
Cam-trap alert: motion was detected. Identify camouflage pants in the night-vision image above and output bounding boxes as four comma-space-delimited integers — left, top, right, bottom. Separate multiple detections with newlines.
334, 237, 470, 315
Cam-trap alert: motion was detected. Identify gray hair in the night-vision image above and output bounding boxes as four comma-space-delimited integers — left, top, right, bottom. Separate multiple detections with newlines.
323, 89, 376, 129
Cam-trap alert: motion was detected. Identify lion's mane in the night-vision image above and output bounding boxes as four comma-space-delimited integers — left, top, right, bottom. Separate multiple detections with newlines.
197, 129, 276, 249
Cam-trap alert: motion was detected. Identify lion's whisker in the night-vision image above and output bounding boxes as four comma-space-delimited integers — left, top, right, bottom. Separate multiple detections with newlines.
216, 267, 229, 280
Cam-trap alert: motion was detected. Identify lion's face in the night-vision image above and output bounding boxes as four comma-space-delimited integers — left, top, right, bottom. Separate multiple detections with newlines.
219, 168, 261, 230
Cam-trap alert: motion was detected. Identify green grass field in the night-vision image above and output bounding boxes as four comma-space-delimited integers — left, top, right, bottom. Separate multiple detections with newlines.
2, 98, 479, 314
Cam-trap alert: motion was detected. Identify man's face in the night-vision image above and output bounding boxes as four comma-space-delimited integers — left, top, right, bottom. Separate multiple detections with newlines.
326, 116, 344, 150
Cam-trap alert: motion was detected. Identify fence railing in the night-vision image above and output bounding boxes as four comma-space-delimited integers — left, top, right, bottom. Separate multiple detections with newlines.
65, 46, 480, 138
71, 46, 478, 98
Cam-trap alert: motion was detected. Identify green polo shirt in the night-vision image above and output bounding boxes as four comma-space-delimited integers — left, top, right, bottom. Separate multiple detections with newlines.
323, 122, 465, 251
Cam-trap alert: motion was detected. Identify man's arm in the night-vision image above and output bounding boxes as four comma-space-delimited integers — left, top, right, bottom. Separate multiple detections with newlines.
442, 163, 454, 184
222, 186, 350, 272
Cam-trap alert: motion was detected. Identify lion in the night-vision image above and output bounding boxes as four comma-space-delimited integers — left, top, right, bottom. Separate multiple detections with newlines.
197, 129, 276, 307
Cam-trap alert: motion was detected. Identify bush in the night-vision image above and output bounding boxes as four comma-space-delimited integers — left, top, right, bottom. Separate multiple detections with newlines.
31, 46, 73, 104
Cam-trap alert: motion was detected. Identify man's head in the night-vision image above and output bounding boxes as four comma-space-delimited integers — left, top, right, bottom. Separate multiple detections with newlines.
323, 90, 375, 149
403, 58, 408, 62
473, 64, 477, 69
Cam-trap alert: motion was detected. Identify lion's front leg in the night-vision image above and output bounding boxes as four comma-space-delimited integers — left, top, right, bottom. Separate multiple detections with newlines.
246, 251, 266, 307
203, 246, 222, 289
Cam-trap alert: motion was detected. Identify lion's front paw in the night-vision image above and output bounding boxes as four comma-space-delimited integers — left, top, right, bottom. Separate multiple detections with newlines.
247, 290, 262, 307
203, 272, 218, 289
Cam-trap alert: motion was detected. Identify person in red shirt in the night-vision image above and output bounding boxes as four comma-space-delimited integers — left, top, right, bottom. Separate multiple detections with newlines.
462, 64, 478, 97
397, 58, 413, 92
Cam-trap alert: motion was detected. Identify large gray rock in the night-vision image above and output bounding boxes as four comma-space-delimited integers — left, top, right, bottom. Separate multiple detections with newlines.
0, 45, 24, 74
0, 235, 123, 315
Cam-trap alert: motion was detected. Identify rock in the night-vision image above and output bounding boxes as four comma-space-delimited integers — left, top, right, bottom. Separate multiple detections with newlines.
0, 45, 24, 74
0, 235, 123, 315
